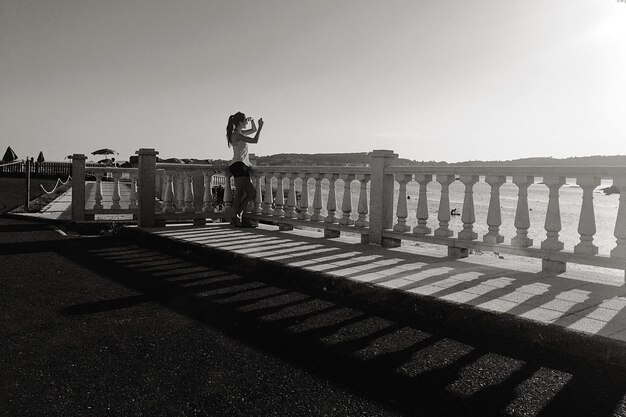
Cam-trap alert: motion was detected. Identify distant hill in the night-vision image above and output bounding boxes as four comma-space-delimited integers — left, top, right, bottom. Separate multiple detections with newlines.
255, 152, 415, 166
252, 153, 626, 167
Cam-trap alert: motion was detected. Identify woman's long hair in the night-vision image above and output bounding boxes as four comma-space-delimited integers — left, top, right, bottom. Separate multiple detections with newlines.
226, 112, 246, 147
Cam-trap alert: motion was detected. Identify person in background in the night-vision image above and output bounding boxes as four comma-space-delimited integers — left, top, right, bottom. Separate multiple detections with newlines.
226, 112, 264, 226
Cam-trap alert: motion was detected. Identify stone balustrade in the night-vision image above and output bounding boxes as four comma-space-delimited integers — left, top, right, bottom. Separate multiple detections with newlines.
71, 152, 227, 223
386, 165, 626, 275
70, 149, 626, 276
242, 165, 372, 239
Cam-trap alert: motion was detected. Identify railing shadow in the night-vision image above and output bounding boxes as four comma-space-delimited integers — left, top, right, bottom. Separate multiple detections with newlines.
54, 236, 626, 417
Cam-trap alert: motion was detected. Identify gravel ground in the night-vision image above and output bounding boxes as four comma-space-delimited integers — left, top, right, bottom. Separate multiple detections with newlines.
2, 217, 626, 417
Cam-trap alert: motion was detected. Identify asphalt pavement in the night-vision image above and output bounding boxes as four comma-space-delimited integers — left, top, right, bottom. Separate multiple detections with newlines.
3, 216, 626, 416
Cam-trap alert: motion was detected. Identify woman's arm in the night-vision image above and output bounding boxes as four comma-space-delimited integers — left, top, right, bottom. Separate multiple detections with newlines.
234, 119, 264, 144
242, 119, 257, 135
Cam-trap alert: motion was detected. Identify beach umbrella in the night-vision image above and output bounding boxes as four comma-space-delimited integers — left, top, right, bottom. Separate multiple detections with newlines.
97, 158, 112, 164
2, 146, 18, 162
91, 148, 118, 156
37, 151, 45, 163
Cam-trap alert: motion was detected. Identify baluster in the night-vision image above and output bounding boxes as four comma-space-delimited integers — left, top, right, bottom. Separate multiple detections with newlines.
129, 173, 138, 209
160, 171, 168, 201
434, 174, 455, 237
274, 173, 286, 217
298, 174, 310, 220
393, 174, 411, 232
611, 176, 626, 260
458, 175, 479, 240
163, 170, 176, 213
541, 175, 565, 251
263, 175, 274, 215
174, 172, 184, 210
223, 172, 233, 212
339, 174, 355, 225
93, 172, 103, 210
202, 171, 214, 213
413, 174, 432, 235
311, 175, 324, 221
111, 172, 121, 209
285, 173, 296, 218
325, 174, 338, 223
355, 174, 370, 227
183, 172, 195, 213
511, 175, 534, 247
574, 175, 600, 255
253, 174, 263, 215
483, 175, 506, 244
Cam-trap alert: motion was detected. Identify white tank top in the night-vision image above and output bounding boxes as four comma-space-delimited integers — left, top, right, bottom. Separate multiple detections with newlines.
230, 133, 251, 166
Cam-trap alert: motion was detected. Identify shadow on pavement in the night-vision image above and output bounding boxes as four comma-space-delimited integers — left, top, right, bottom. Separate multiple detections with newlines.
37, 236, 626, 417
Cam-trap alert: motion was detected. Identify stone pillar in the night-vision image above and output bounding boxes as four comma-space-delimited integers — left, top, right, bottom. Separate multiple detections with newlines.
393, 174, 411, 232
285, 173, 297, 218
310, 175, 324, 222
223, 172, 233, 212
263, 175, 274, 215
574, 175, 600, 255
202, 171, 214, 213
434, 174, 455, 237
369, 150, 398, 246
324, 174, 338, 223
611, 176, 626, 260
163, 171, 176, 213
458, 175, 479, 240
253, 174, 263, 215
274, 173, 286, 217
93, 172, 103, 210
174, 172, 184, 210
483, 175, 506, 244
298, 174, 310, 220
136, 148, 159, 228
541, 175, 566, 251
511, 175, 534, 247
111, 172, 121, 210
413, 174, 432, 235
129, 173, 138, 210
193, 171, 204, 211
355, 174, 370, 228
336, 174, 353, 226
71, 154, 87, 221
183, 172, 195, 213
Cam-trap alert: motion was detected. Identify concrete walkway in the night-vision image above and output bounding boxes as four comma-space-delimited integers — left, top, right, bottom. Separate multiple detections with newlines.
131, 222, 626, 365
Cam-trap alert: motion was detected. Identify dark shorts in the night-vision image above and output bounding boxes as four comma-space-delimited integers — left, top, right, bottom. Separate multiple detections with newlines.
229, 161, 250, 178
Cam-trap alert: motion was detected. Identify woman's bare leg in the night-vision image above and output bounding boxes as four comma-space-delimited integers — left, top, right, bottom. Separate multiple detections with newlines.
232, 177, 250, 217
241, 179, 256, 215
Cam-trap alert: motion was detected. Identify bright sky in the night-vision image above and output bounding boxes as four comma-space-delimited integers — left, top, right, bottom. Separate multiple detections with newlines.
1, 0, 625, 163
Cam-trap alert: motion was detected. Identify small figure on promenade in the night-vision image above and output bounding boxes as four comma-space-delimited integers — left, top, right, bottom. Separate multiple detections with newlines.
226, 112, 264, 226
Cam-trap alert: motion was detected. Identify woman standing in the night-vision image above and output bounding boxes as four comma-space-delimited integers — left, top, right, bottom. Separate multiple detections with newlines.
226, 112, 264, 226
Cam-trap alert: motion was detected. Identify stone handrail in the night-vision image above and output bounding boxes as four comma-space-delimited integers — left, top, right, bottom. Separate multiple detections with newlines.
153, 162, 228, 223
243, 165, 373, 239
386, 165, 626, 274
81, 163, 140, 218
71, 149, 626, 276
